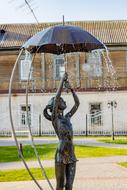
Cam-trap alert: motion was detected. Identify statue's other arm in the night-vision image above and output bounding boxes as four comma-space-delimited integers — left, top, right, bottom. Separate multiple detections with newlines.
65, 82, 80, 117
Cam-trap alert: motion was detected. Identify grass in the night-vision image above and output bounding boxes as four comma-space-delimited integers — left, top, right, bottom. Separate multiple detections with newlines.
98, 137, 127, 145
0, 144, 56, 162
1, 144, 127, 163
75, 145, 127, 158
0, 167, 55, 182
73, 135, 108, 139
119, 162, 127, 169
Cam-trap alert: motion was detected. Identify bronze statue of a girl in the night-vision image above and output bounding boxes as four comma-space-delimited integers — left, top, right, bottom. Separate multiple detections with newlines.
43, 73, 80, 190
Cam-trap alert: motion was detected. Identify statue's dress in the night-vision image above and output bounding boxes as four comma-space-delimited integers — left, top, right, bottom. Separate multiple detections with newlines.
53, 113, 77, 164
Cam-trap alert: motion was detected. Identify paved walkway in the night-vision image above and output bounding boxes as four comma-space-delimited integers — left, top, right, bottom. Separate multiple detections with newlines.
1, 156, 127, 190
1, 137, 127, 149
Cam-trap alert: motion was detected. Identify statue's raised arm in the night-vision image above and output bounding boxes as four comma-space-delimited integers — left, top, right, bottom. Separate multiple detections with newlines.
51, 72, 68, 121
65, 80, 80, 117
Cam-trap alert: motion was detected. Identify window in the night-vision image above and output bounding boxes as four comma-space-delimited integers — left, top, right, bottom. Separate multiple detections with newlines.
20, 105, 31, 126
20, 51, 32, 81
89, 103, 102, 126
55, 55, 65, 79
86, 51, 102, 78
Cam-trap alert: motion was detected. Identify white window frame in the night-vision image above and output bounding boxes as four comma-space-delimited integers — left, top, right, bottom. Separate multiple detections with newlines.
20, 105, 31, 126
86, 52, 102, 78
89, 102, 103, 127
54, 55, 65, 79
19, 52, 32, 81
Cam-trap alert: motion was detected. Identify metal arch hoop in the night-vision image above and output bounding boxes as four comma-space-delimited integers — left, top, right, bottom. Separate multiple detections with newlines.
25, 50, 54, 190
9, 49, 44, 190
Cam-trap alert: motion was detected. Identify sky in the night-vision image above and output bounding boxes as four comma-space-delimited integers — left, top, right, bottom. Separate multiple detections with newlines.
0, 0, 127, 24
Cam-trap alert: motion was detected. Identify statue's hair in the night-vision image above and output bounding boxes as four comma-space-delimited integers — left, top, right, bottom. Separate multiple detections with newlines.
47, 96, 64, 112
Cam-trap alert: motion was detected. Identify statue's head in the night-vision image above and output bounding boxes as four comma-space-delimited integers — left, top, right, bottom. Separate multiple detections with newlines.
47, 96, 66, 112
58, 97, 67, 111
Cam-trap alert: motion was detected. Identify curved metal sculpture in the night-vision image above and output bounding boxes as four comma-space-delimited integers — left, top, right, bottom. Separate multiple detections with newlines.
9, 24, 105, 190
25, 51, 54, 190
9, 49, 45, 190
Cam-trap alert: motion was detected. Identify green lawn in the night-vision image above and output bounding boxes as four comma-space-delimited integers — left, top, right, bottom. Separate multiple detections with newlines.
75, 145, 127, 158
119, 162, 127, 168
0, 144, 56, 162
0, 167, 55, 182
99, 138, 127, 145
1, 144, 127, 163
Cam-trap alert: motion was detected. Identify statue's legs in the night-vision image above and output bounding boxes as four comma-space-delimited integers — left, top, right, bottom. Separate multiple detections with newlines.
55, 162, 76, 190
65, 162, 76, 190
55, 163, 66, 190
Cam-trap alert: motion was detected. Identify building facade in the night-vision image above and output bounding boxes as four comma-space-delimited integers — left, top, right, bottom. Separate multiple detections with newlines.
0, 20, 127, 136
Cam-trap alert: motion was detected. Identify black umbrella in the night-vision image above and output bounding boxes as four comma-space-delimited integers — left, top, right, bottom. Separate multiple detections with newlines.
22, 25, 104, 54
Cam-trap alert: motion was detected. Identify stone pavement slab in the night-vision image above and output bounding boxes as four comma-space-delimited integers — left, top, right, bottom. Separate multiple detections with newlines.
1, 156, 127, 189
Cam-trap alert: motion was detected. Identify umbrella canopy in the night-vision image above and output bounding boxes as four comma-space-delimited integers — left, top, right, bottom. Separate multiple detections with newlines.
22, 25, 104, 54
